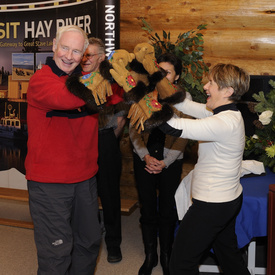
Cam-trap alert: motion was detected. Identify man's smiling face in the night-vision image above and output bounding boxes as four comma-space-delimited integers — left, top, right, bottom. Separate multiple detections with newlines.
81, 44, 104, 73
52, 30, 85, 75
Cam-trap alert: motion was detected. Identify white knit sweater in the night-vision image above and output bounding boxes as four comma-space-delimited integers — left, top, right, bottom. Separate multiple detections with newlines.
169, 99, 244, 203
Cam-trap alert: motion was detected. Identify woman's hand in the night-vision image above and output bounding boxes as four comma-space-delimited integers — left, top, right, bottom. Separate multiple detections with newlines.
144, 155, 165, 174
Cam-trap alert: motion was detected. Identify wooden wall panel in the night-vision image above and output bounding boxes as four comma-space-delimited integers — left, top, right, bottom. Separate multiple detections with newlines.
120, 0, 275, 76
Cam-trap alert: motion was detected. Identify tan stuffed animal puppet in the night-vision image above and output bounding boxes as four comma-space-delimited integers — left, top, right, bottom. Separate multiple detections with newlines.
128, 90, 172, 133
80, 72, 113, 105
108, 49, 138, 92
108, 49, 135, 67
133, 43, 177, 99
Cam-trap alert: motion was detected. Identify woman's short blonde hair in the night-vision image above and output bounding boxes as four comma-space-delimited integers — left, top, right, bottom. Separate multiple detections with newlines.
210, 63, 250, 101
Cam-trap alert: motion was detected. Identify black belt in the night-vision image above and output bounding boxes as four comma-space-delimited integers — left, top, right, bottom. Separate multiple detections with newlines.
99, 128, 114, 134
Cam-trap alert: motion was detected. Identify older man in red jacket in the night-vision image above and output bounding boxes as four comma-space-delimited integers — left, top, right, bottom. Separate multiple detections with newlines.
25, 25, 101, 275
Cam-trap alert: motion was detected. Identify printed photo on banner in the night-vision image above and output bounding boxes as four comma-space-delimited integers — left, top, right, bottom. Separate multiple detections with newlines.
12, 53, 34, 81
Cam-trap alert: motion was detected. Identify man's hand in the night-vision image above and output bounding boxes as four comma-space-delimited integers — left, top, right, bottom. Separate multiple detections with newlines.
114, 116, 126, 138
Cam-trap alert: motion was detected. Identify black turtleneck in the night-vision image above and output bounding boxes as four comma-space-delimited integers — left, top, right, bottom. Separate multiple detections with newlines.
213, 103, 238, 115
45, 56, 82, 77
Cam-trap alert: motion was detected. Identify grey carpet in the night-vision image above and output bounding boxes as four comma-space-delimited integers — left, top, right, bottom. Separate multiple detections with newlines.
1, 198, 266, 275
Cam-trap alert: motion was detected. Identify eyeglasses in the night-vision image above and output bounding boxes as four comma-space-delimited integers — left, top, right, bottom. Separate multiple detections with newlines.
83, 53, 101, 59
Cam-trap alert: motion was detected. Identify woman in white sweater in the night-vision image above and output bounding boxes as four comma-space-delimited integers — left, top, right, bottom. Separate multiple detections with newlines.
159, 63, 251, 275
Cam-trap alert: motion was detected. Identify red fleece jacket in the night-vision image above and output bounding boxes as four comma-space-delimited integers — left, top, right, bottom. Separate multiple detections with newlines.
25, 65, 99, 183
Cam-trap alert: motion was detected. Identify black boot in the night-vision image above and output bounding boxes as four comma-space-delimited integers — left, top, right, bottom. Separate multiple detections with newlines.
138, 224, 158, 275
159, 224, 175, 275
160, 251, 170, 275
138, 251, 158, 275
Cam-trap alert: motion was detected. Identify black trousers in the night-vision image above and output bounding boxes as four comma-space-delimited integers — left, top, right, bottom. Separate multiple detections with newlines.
28, 177, 101, 275
97, 128, 122, 249
133, 152, 183, 230
169, 194, 251, 275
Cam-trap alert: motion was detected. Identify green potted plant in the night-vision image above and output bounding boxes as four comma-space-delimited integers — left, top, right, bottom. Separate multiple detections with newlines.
244, 80, 275, 172
141, 18, 209, 103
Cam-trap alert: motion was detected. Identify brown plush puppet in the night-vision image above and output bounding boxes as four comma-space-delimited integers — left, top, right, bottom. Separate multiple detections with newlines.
109, 43, 186, 133
79, 71, 113, 105
65, 44, 186, 132
65, 59, 120, 113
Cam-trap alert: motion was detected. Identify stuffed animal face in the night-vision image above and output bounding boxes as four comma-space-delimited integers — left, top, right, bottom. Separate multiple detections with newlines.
108, 49, 135, 67
134, 43, 155, 64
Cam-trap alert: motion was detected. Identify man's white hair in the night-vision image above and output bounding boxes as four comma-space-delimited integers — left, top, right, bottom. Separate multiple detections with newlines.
55, 25, 89, 53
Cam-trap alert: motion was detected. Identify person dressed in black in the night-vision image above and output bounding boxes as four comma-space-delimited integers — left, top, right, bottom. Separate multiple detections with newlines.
130, 53, 191, 275
81, 37, 126, 263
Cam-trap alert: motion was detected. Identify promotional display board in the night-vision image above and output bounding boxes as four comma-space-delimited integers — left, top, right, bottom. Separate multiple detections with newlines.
0, 0, 120, 187
1, 0, 97, 79
97, 0, 120, 55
